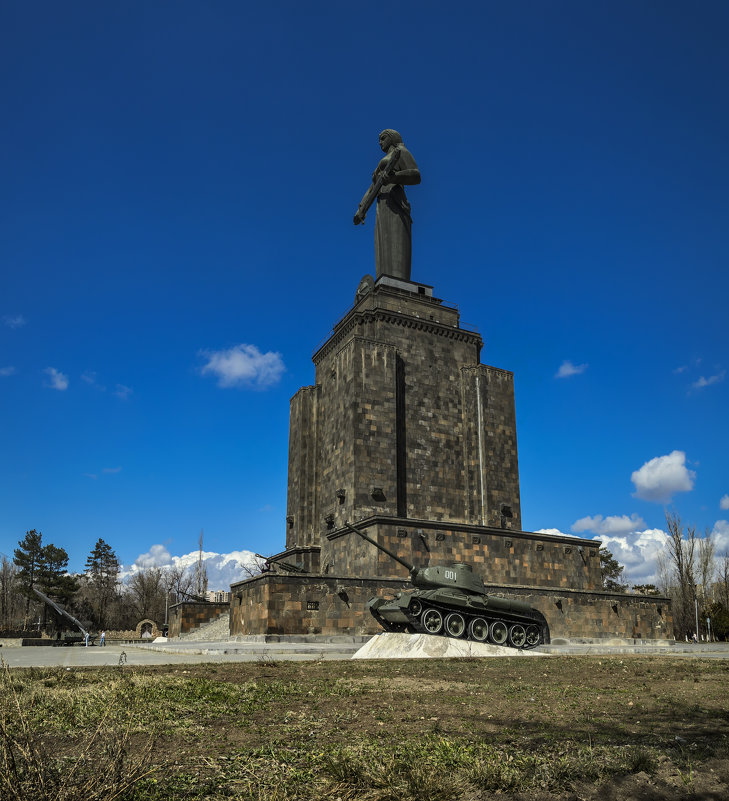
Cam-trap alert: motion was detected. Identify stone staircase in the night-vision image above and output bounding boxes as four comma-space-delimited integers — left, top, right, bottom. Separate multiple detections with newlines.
179, 612, 230, 641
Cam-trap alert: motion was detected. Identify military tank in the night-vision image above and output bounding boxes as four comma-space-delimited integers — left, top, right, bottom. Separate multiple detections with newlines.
346, 522, 549, 649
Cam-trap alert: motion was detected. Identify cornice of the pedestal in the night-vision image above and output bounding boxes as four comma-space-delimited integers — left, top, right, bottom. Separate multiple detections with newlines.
325, 515, 602, 551
312, 292, 483, 365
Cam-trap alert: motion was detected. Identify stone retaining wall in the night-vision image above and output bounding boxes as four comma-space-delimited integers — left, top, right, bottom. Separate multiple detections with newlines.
324, 517, 602, 591
230, 573, 672, 640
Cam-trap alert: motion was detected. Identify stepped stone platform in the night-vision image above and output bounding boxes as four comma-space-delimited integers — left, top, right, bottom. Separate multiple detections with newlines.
178, 612, 230, 641
135, 634, 369, 660
352, 632, 546, 659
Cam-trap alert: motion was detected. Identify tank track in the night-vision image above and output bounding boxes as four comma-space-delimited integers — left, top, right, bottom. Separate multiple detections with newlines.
372, 599, 546, 649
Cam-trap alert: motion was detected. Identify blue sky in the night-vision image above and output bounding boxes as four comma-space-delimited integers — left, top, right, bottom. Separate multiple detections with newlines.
1, 2, 727, 586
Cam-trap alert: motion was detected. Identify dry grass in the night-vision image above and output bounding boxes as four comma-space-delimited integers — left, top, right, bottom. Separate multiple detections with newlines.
0, 660, 154, 801
2, 655, 728, 800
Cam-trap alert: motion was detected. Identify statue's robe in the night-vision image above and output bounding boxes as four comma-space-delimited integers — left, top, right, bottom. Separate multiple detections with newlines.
375, 145, 419, 281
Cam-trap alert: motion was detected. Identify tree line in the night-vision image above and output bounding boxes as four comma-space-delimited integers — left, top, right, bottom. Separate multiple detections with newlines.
1, 530, 203, 634
657, 512, 729, 641
598, 512, 729, 641
4, 515, 727, 639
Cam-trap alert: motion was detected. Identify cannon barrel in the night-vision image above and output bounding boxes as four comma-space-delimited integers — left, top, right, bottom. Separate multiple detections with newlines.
255, 554, 307, 573
32, 587, 89, 638
345, 522, 415, 574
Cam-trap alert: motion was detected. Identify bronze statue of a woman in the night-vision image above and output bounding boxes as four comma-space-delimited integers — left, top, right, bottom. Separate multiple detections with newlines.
354, 129, 420, 282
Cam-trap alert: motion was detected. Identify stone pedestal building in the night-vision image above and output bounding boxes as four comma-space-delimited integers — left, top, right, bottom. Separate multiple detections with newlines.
230, 275, 671, 641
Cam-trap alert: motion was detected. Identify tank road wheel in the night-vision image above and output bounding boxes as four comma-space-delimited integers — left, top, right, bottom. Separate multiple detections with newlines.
490, 620, 508, 645
421, 608, 443, 635
509, 624, 527, 648
468, 617, 489, 642
409, 598, 423, 617
445, 612, 466, 638
525, 625, 541, 648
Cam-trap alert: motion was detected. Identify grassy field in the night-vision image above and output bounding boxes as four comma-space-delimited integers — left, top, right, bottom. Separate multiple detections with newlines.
2, 655, 728, 800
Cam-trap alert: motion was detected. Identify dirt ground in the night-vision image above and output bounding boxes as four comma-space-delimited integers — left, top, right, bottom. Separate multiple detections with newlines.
148, 655, 729, 799
4, 654, 729, 799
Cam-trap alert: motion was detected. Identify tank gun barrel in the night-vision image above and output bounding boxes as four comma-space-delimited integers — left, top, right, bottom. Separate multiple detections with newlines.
255, 554, 307, 573
345, 522, 415, 573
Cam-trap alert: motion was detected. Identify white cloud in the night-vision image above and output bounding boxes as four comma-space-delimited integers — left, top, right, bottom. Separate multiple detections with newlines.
712, 520, 729, 553
691, 371, 725, 390
134, 544, 173, 568
555, 360, 588, 379
113, 384, 133, 400
200, 344, 285, 388
126, 546, 261, 590
599, 529, 670, 586
535, 528, 581, 539
571, 513, 646, 536
102, 466, 122, 474
81, 371, 106, 390
3, 314, 26, 329
0, 366, 16, 377
720, 495, 729, 511
631, 450, 696, 502
44, 367, 69, 391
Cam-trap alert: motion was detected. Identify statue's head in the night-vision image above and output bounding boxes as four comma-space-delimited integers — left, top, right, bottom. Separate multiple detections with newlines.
379, 129, 403, 151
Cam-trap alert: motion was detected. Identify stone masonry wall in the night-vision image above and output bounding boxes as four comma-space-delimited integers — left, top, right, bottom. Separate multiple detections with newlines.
286, 385, 320, 548
229, 572, 672, 641
461, 365, 521, 528
286, 281, 523, 564
230, 573, 410, 636
322, 518, 602, 591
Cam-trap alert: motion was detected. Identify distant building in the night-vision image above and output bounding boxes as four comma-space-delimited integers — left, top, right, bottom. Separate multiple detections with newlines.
206, 590, 230, 603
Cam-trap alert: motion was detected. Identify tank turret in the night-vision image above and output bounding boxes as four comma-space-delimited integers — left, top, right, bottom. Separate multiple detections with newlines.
346, 522, 549, 649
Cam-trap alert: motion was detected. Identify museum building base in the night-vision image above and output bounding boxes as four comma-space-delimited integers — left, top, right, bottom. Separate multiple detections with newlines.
229, 572, 672, 641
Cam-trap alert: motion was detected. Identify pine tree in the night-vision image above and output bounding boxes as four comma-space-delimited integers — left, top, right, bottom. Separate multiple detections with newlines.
38, 544, 78, 604
84, 539, 120, 628
599, 547, 627, 592
13, 529, 44, 626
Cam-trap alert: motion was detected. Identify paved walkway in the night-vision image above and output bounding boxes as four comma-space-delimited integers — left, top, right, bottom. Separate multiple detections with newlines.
0, 640, 361, 668
2, 639, 727, 668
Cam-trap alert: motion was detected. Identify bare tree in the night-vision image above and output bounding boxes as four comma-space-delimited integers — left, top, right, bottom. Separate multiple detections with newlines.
656, 551, 672, 596
239, 556, 267, 579
697, 531, 716, 606
162, 564, 195, 604
193, 529, 208, 598
718, 551, 729, 608
126, 566, 166, 623
1, 554, 20, 630
665, 512, 698, 638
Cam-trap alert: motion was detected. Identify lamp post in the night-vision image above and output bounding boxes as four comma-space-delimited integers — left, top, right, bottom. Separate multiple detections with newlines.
692, 584, 699, 643
695, 596, 699, 642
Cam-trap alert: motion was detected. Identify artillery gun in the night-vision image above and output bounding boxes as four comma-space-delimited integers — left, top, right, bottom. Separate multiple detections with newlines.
346, 522, 550, 649
32, 587, 95, 646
